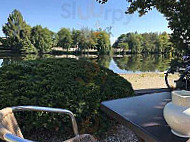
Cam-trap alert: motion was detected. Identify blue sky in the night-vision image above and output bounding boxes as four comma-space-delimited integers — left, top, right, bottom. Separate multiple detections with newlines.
0, 0, 171, 44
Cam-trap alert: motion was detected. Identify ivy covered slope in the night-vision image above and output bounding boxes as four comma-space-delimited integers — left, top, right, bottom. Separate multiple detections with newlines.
0, 58, 134, 138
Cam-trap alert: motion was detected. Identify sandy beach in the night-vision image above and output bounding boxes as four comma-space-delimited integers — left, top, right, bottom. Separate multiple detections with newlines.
119, 72, 168, 90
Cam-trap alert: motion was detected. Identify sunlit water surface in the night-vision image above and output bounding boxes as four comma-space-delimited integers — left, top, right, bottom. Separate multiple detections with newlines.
0, 54, 173, 74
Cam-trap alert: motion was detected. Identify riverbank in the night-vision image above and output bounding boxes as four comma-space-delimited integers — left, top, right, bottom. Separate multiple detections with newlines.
119, 72, 168, 90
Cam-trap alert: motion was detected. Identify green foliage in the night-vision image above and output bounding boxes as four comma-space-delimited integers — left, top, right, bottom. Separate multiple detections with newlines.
113, 32, 173, 53
125, 0, 190, 52
51, 32, 59, 47
78, 28, 90, 52
72, 29, 82, 47
96, 31, 111, 53
2, 9, 32, 52
79, 28, 96, 52
31, 25, 54, 53
0, 58, 134, 139
118, 42, 129, 50
159, 32, 173, 53
70, 28, 111, 54
20, 38, 38, 54
2, 10, 112, 54
98, 0, 190, 52
57, 28, 72, 51
2, 10, 54, 54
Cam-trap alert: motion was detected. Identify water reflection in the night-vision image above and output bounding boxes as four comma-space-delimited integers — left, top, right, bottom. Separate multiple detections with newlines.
0, 53, 173, 74
109, 59, 142, 74
113, 55, 172, 73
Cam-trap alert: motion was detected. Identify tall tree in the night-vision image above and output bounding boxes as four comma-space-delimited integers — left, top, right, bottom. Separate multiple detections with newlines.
159, 32, 172, 53
51, 32, 58, 47
79, 28, 97, 52
89, 31, 97, 49
96, 31, 111, 53
72, 29, 81, 48
31, 25, 53, 53
80, 28, 91, 52
57, 28, 72, 52
2, 9, 32, 52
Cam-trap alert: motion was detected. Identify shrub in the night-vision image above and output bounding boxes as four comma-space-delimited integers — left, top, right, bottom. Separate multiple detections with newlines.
0, 58, 134, 140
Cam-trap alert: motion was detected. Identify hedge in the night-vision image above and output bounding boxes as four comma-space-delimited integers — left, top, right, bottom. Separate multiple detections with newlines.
0, 58, 134, 140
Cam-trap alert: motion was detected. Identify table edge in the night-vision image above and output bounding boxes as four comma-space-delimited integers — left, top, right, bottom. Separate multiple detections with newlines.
101, 101, 161, 142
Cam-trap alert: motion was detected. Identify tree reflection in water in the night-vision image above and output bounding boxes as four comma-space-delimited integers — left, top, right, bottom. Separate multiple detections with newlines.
0, 53, 177, 73
113, 54, 173, 72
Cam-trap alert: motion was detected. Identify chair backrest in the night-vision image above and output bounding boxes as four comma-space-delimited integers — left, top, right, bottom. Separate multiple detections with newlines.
0, 106, 97, 142
0, 107, 23, 140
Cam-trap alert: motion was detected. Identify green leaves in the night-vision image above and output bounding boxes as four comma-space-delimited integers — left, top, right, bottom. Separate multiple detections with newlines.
113, 32, 173, 54
2, 9, 32, 52
2, 9, 112, 54
96, 31, 111, 53
2, 10, 56, 54
57, 28, 72, 50
0, 58, 134, 139
125, 0, 190, 52
99, 0, 190, 52
30, 25, 54, 53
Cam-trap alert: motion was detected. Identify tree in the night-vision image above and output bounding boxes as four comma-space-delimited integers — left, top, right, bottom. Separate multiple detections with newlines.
72, 29, 81, 48
57, 28, 72, 52
97, 0, 190, 52
20, 38, 37, 53
113, 34, 127, 49
79, 28, 91, 52
89, 32, 97, 49
96, 31, 111, 53
113, 32, 172, 54
2, 9, 32, 52
118, 42, 129, 51
51, 32, 58, 47
31, 25, 53, 53
159, 32, 172, 53
74, 28, 98, 53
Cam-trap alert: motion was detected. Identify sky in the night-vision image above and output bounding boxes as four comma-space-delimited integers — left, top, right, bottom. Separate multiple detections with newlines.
0, 0, 171, 44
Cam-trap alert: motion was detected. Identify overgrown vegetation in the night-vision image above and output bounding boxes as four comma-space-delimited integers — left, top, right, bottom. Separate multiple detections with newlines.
113, 32, 173, 54
0, 58, 134, 140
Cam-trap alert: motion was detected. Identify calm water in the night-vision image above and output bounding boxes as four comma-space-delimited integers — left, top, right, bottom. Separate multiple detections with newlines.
0, 53, 173, 74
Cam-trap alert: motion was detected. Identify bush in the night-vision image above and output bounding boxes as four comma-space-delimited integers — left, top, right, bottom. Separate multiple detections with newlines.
0, 58, 134, 140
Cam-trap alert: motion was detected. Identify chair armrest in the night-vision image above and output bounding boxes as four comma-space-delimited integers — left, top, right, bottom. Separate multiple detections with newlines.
4, 133, 35, 142
11, 106, 79, 137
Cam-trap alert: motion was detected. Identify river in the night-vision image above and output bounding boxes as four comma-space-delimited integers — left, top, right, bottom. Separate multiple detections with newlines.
0, 53, 173, 74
